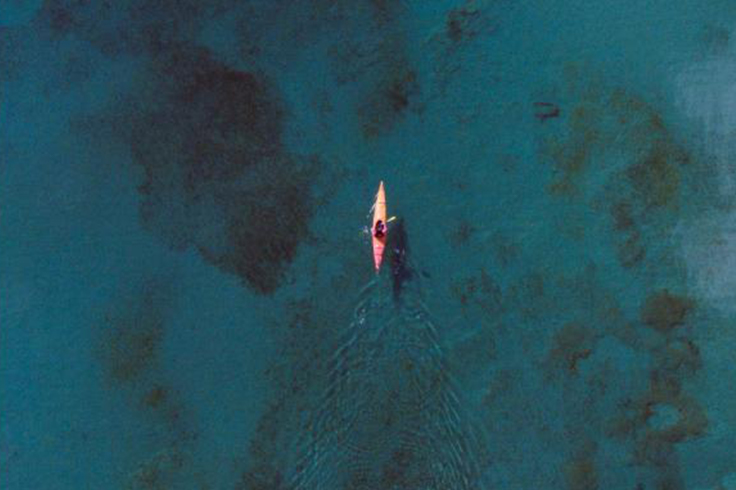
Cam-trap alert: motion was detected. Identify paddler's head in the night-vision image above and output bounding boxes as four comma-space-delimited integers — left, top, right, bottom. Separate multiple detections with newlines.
374, 220, 386, 238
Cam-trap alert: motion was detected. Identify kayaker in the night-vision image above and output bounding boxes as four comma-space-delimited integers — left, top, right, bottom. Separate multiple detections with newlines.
374, 220, 386, 239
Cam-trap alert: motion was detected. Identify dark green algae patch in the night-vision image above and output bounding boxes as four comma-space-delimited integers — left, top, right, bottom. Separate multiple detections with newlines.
122, 45, 319, 296
94, 279, 206, 489
76, 41, 321, 296
439, 62, 722, 488
42, 0, 329, 297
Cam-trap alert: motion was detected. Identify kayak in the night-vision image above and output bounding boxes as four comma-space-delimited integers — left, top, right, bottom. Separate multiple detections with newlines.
371, 181, 387, 273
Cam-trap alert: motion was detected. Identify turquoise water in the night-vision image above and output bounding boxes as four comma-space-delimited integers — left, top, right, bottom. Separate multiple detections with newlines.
3, 1, 736, 488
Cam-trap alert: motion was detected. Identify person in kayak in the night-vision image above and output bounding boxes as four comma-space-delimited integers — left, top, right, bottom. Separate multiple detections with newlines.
374, 220, 386, 239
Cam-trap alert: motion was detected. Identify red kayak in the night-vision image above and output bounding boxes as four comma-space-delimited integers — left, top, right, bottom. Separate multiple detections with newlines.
371, 181, 387, 273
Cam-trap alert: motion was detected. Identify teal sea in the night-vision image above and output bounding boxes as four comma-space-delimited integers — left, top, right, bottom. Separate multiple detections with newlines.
4, 1, 736, 488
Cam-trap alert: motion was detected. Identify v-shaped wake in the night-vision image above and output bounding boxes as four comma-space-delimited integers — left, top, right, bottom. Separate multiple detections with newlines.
286, 277, 489, 489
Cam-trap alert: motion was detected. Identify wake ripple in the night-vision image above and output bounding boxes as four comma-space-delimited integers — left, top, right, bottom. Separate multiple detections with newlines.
286, 280, 489, 489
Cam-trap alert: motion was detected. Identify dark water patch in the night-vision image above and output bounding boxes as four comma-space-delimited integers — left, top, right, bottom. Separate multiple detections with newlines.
505, 270, 620, 474
503, 264, 626, 341
237, 292, 356, 490
237, 394, 287, 490
94, 280, 208, 488
427, 0, 507, 94
490, 231, 520, 267
358, 62, 421, 138
641, 290, 694, 334
654, 338, 702, 375
368, 0, 408, 25
60, 49, 94, 85
448, 219, 477, 246
481, 368, 517, 415
230, 1, 339, 70
234, 1, 380, 71
543, 73, 692, 206
503, 266, 706, 488
128, 449, 185, 490
604, 294, 706, 489
34, 0, 231, 57
507, 271, 546, 321
544, 102, 601, 198
41, 45, 98, 96
85, 43, 318, 295
194, 174, 315, 295
1, 14, 104, 99
546, 323, 600, 377
539, 69, 713, 275
137, 383, 193, 440
451, 268, 503, 319
446, 2, 485, 43
477, 264, 658, 485
230, 0, 415, 110
607, 380, 707, 488
609, 200, 646, 268
0, 26, 26, 83
272, 1, 423, 138
94, 281, 190, 430
126, 448, 212, 490
617, 230, 646, 269
226, 0, 427, 141
144, 44, 285, 167
447, 322, 497, 388
611, 201, 635, 231
142, 384, 168, 410
327, 40, 381, 86
35, 0, 78, 38
698, 24, 731, 54
96, 284, 167, 385
625, 143, 686, 210
563, 451, 599, 490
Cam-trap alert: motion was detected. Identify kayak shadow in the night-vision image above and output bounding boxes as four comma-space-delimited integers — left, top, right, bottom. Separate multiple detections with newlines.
285, 224, 490, 489
387, 217, 417, 304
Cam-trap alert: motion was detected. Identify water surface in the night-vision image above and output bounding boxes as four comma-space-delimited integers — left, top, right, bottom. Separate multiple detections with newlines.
3, 1, 736, 488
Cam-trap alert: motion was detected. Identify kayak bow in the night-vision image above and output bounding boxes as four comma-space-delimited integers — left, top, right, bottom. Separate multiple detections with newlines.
371, 181, 387, 273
